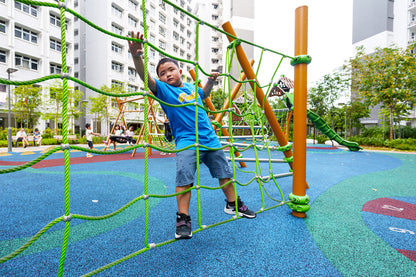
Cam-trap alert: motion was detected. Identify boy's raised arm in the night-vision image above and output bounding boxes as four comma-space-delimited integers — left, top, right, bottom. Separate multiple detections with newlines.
128, 31, 157, 93
202, 72, 220, 99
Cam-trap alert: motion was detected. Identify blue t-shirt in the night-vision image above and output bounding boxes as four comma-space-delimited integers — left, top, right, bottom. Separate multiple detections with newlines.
154, 78, 221, 150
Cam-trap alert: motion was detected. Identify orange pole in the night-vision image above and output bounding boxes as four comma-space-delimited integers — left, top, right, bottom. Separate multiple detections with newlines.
222, 22, 294, 169
292, 6, 308, 218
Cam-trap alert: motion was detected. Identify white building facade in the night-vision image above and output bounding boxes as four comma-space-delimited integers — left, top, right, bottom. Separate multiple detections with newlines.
0, 0, 74, 131
352, 0, 416, 127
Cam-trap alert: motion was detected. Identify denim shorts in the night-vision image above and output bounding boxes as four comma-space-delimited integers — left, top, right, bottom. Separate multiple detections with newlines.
175, 149, 233, 187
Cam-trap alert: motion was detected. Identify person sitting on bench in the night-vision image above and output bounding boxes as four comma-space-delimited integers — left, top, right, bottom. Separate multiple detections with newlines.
16, 128, 29, 148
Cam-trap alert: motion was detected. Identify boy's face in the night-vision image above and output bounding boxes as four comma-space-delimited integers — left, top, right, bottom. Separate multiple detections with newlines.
158, 62, 182, 87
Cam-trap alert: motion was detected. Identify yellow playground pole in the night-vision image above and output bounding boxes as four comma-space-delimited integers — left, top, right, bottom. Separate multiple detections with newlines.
292, 6, 309, 218
222, 22, 294, 170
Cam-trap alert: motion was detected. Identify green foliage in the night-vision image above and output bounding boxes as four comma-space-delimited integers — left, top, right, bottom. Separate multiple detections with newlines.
11, 84, 42, 128
40, 128, 53, 139
206, 88, 226, 111
350, 44, 416, 140
44, 81, 85, 133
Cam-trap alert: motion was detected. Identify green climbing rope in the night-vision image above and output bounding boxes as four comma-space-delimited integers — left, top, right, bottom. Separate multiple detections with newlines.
0, 1, 311, 275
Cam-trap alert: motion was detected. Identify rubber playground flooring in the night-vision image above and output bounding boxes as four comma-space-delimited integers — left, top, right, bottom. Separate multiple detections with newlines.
0, 144, 415, 276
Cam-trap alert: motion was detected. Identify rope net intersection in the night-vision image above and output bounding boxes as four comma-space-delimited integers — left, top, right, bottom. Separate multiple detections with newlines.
0, 0, 300, 275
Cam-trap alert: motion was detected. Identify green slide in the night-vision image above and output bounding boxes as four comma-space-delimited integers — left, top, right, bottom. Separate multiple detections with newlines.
306, 110, 362, 151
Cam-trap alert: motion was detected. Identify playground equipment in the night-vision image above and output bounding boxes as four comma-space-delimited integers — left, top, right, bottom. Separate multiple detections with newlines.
270, 76, 362, 152
0, 1, 312, 275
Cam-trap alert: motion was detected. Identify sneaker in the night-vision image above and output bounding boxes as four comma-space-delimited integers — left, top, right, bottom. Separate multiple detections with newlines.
224, 196, 256, 219
175, 212, 192, 239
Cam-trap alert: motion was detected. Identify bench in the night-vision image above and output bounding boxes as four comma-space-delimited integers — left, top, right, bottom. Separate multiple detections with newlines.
11, 135, 36, 147
53, 135, 79, 144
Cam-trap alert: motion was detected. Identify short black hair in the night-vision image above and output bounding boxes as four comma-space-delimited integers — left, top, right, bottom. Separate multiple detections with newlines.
156, 57, 179, 77
85, 123, 91, 129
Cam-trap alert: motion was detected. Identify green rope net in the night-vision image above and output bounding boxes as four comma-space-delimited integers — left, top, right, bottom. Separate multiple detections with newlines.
0, 0, 309, 275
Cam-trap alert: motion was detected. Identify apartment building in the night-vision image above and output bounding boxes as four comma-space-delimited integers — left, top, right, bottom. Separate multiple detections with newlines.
196, 0, 254, 90
352, 0, 416, 127
74, 0, 200, 134
0, 0, 255, 135
0, 0, 74, 130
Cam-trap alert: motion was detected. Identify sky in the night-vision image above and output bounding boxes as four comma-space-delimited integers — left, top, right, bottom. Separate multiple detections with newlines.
253, 0, 353, 88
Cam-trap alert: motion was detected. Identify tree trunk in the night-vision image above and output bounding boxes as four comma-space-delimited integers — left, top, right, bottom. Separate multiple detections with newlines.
396, 113, 401, 139
389, 106, 394, 140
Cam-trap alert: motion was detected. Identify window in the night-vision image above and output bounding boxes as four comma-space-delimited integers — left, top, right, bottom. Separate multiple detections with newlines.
128, 16, 138, 27
180, 36, 185, 45
180, 50, 184, 57
159, 40, 166, 50
150, 49, 156, 59
173, 31, 179, 41
159, 12, 166, 24
173, 19, 179, 28
111, 61, 123, 72
128, 0, 138, 10
127, 84, 137, 93
50, 38, 61, 51
111, 5, 123, 18
50, 63, 62, 74
159, 26, 166, 37
111, 42, 122, 54
128, 67, 136, 77
112, 80, 123, 87
50, 14, 61, 27
111, 24, 123, 36
180, 24, 185, 33
187, 30, 191, 38
15, 54, 38, 70
15, 26, 38, 44
0, 20, 6, 33
14, 1, 38, 17
0, 84, 6, 92
0, 50, 6, 63
74, 58, 79, 64
212, 15, 218, 20
74, 43, 79, 50
74, 29, 78, 36
212, 48, 219, 54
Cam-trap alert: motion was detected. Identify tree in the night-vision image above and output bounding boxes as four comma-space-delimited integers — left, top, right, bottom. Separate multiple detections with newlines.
44, 81, 84, 134
350, 44, 416, 140
309, 71, 350, 129
348, 100, 370, 136
89, 84, 125, 134
11, 85, 42, 129
205, 87, 226, 111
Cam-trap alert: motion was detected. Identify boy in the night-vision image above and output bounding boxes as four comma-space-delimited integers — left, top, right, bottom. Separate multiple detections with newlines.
85, 123, 100, 157
128, 31, 256, 240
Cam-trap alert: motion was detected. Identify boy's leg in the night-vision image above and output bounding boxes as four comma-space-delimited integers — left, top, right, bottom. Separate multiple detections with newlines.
176, 184, 192, 215
202, 150, 257, 219
219, 178, 235, 202
175, 185, 192, 239
174, 150, 196, 239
